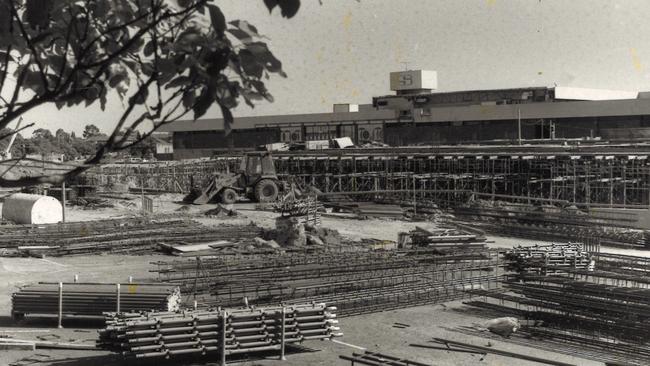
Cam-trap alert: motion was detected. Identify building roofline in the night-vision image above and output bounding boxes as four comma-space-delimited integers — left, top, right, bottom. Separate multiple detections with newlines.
158, 109, 398, 132
159, 97, 650, 133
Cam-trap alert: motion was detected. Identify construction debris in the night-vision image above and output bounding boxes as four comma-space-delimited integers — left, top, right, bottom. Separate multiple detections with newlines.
98, 303, 341, 360
484, 317, 520, 338
275, 216, 307, 246
159, 241, 236, 256
274, 197, 322, 226
325, 202, 404, 219
68, 196, 115, 209
397, 226, 487, 252
340, 350, 432, 366
12, 283, 181, 319
0, 339, 35, 351
422, 338, 577, 366
204, 204, 238, 217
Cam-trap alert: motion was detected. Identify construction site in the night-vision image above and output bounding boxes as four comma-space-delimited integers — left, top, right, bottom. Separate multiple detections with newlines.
3, 0, 650, 364
0, 135, 649, 366
2, 63, 650, 366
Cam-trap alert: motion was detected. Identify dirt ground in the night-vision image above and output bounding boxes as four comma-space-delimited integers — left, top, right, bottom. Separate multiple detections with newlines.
0, 194, 641, 365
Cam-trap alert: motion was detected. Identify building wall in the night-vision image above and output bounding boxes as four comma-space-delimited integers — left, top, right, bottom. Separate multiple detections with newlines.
155, 153, 174, 161
170, 115, 650, 158
384, 115, 650, 145
155, 142, 173, 155
173, 128, 281, 159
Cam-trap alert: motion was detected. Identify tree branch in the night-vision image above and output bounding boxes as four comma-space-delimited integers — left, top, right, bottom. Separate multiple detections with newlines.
9, 2, 50, 92
0, 44, 12, 98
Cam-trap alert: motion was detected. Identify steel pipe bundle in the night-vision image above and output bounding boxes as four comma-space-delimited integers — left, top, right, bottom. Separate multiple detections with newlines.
98, 303, 341, 360
12, 283, 181, 318
505, 243, 592, 275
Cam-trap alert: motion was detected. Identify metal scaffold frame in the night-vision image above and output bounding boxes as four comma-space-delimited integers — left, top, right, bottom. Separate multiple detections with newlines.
78, 148, 650, 209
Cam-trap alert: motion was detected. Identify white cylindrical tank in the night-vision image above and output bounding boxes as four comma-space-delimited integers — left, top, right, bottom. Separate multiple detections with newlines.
2, 193, 63, 224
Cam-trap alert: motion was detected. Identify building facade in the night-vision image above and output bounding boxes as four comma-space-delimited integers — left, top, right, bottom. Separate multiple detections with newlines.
159, 72, 650, 160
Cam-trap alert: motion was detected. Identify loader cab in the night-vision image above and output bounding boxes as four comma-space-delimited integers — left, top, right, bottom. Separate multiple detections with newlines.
239, 152, 277, 186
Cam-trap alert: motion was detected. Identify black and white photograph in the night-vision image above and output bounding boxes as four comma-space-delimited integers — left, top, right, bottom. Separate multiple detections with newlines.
0, 1, 649, 365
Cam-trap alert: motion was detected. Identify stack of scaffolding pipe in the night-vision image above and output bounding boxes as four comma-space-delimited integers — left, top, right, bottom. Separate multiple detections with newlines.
97, 303, 341, 360
505, 243, 592, 275
12, 283, 181, 318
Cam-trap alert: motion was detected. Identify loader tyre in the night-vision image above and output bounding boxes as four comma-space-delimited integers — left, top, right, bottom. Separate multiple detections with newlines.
220, 188, 238, 204
255, 179, 279, 202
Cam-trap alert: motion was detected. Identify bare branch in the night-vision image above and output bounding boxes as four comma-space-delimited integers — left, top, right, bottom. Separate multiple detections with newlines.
0, 121, 34, 141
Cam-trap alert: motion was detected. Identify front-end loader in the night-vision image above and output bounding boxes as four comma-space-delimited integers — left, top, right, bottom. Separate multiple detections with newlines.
191, 152, 281, 204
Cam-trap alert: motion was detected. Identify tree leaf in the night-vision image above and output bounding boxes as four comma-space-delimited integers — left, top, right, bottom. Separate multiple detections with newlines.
165, 76, 191, 89
219, 102, 234, 136
99, 86, 108, 110
246, 42, 283, 73
176, 0, 191, 8
193, 84, 216, 119
132, 87, 148, 105
108, 72, 127, 88
229, 20, 260, 38
26, 0, 53, 28
182, 89, 195, 108
143, 40, 155, 57
278, 0, 300, 18
207, 4, 226, 37
263, 0, 278, 13
239, 49, 263, 79
227, 29, 253, 43
157, 58, 176, 76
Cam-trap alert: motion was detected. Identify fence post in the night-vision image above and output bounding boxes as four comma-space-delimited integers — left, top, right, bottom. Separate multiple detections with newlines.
116, 283, 121, 314
57, 282, 63, 328
280, 307, 286, 360
220, 310, 227, 366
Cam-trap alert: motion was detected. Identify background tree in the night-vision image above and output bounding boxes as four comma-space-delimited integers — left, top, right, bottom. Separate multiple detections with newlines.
82, 124, 101, 139
128, 131, 156, 159
32, 128, 53, 140
55, 128, 71, 143
0, 127, 24, 156
0, 0, 302, 186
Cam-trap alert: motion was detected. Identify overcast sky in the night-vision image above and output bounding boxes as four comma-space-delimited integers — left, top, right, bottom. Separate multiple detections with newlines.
21, 0, 650, 134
